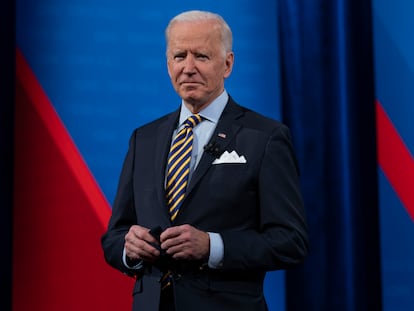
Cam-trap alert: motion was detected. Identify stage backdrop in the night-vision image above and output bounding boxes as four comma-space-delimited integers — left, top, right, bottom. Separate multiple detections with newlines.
372, 0, 414, 310
14, 1, 285, 310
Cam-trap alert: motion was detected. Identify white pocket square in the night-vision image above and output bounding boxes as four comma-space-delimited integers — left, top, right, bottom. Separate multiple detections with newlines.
212, 150, 247, 164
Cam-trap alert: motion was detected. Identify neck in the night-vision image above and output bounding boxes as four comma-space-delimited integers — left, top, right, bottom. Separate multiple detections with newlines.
183, 90, 225, 114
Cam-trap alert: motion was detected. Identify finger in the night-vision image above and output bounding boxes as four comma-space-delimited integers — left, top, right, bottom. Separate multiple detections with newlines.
162, 230, 194, 257
126, 225, 158, 244
160, 226, 182, 242
125, 228, 160, 260
165, 229, 210, 260
168, 243, 196, 260
160, 233, 184, 251
126, 240, 160, 261
130, 225, 159, 245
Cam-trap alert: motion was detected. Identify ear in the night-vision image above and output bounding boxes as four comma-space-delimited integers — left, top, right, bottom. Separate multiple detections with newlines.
223, 52, 234, 78
167, 58, 172, 78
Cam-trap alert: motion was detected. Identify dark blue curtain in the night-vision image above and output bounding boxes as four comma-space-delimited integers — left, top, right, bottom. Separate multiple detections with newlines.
278, 1, 382, 310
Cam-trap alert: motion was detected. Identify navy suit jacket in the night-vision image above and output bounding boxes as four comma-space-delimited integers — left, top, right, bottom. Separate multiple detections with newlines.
102, 97, 308, 311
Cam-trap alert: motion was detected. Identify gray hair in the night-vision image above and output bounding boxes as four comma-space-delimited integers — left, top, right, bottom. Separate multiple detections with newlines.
165, 10, 233, 54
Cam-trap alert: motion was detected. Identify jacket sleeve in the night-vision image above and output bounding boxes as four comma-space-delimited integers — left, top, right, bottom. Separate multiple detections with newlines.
101, 130, 141, 277
220, 125, 309, 271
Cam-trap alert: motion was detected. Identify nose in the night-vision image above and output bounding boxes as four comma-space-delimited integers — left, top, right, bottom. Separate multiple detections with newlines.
183, 55, 196, 74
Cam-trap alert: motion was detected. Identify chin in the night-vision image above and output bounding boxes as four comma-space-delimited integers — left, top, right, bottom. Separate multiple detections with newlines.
183, 97, 201, 105
181, 92, 202, 103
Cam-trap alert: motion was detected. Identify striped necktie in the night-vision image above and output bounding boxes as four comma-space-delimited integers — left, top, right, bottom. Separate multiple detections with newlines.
166, 114, 203, 221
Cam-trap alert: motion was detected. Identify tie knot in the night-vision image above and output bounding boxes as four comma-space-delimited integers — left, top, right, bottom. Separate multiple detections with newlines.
184, 114, 203, 129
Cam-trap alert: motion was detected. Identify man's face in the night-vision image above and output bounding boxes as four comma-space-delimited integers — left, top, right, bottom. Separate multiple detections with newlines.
166, 20, 234, 112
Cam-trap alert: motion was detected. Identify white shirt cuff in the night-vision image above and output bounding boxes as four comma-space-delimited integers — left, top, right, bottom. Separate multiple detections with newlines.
122, 248, 143, 269
207, 232, 224, 269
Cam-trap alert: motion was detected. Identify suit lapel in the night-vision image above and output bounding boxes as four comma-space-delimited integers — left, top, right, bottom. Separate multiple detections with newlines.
185, 99, 244, 196
153, 110, 180, 221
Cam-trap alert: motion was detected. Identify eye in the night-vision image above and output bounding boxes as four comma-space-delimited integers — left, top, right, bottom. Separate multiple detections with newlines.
173, 53, 186, 61
195, 53, 209, 60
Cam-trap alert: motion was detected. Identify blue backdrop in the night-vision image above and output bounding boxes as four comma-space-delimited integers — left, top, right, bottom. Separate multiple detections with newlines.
11, 0, 414, 310
373, 1, 414, 309
16, 0, 285, 309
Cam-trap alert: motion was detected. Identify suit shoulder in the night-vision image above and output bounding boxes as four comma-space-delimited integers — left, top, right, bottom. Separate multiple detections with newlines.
131, 111, 176, 135
234, 102, 288, 134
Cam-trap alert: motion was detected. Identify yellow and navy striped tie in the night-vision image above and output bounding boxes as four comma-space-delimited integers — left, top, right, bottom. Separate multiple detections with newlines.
166, 114, 203, 221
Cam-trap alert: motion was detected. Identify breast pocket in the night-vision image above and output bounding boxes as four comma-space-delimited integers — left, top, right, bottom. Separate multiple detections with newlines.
206, 163, 257, 213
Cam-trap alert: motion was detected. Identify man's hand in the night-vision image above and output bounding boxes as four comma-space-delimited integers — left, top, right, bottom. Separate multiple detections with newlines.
124, 225, 160, 263
160, 224, 210, 261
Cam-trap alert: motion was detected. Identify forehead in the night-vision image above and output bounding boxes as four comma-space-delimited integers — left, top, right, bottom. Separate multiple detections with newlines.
167, 20, 222, 51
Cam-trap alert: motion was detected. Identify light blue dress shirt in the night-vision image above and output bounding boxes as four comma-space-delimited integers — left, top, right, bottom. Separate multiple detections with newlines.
176, 90, 228, 182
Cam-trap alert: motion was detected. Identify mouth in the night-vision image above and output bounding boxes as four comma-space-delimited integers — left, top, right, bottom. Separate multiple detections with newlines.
179, 82, 202, 91
179, 80, 203, 86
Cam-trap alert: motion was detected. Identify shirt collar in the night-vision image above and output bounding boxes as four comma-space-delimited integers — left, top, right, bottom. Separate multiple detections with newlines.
179, 90, 228, 126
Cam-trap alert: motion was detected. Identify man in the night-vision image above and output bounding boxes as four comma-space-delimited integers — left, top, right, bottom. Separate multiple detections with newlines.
102, 10, 308, 311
